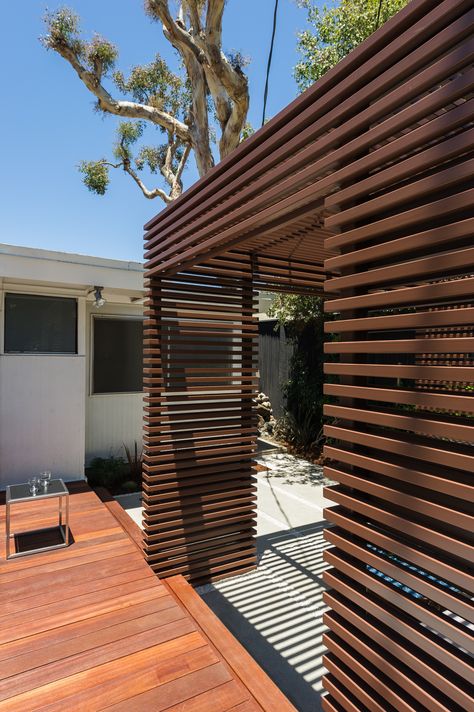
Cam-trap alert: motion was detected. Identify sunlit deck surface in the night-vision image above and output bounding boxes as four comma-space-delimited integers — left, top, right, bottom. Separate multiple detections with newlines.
0, 482, 295, 711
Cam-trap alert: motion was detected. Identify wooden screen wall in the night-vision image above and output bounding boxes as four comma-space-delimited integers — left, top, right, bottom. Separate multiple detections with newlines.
143, 263, 259, 584
321, 1, 473, 710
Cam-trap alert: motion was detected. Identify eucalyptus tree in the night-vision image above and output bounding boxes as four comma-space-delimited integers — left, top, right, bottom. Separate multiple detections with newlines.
295, 0, 409, 91
43, 2, 249, 203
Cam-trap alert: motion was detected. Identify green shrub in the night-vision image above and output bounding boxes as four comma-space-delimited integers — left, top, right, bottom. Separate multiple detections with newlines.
268, 294, 335, 459
85, 456, 128, 491
86, 441, 143, 494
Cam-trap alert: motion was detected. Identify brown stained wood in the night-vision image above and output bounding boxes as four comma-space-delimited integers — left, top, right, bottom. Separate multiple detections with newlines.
138, 0, 473, 708
0, 565, 154, 618
325, 528, 471, 622
33, 642, 216, 712
0, 485, 293, 711
163, 681, 257, 712
95, 487, 144, 552
323, 625, 451, 712
323, 597, 473, 710
324, 488, 472, 562
142, 268, 259, 583
323, 653, 395, 712
0, 533, 137, 583
144, 0, 469, 235
166, 575, 297, 711
0, 552, 150, 601
323, 383, 474, 414
102, 663, 236, 711
0, 598, 178, 665
0, 607, 187, 681
0, 579, 165, 646
0, 617, 196, 702
226, 701, 264, 712
142, 2, 471, 280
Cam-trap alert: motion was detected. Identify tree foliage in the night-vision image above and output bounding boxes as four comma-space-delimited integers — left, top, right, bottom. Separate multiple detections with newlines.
269, 295, 326, 457
42, 3, 249, 203
294, 0, 409, 90
268, 293, 324, 328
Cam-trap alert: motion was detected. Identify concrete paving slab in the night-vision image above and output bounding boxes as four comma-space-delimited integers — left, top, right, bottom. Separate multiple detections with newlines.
198, 521, 330, 712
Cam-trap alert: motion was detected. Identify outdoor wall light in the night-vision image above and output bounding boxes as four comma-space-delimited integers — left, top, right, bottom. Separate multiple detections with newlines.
93, 286, 106, 308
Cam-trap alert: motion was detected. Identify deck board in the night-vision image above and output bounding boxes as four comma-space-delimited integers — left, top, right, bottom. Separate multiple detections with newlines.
0, 482, 295, 711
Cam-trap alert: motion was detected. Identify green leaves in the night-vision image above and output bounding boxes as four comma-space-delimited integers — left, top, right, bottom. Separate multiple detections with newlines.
113, 55, 189, 118
268, 294, 324, 330
240, 122, 255, 141
135, 145, 166, 174
295, 0, 409, 91
42, 7, 117, 76
42, 7, 84, 55
78, 160, 110, 195
112, 121, 144, 161
85, 34, 118, 77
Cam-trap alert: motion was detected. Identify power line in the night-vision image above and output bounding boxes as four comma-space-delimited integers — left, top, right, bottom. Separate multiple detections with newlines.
262, 0, 280, 127
374, 0, 384, 30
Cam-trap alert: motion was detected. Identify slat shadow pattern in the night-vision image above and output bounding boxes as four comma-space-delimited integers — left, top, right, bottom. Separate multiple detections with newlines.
322, 1, 474, 710
143, 264, 259, 584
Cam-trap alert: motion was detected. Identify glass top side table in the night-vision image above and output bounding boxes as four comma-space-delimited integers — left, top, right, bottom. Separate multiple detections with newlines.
6, 479, 70, 559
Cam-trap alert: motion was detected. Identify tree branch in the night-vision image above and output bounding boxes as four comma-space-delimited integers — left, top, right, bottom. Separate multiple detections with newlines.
175, 143, 192, 186
185, 0, 202, 33
148, 0, 214, 175
147, 1, 205, 64
123, 158, 173, 202
206, 0, 224, 47
203, 0, 247, 103
201, 0, 249, 153
54, 41, 190, 141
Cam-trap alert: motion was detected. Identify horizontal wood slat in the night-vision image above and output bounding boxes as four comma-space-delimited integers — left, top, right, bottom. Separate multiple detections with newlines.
321, 1, 474, 708
142, 263, 258, 584
141, 0, 472, 707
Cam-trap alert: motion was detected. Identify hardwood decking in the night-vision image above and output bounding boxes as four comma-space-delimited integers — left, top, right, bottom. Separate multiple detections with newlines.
0, 482, 295, 711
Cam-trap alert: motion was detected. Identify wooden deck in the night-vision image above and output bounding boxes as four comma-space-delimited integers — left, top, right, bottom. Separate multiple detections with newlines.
0, 482, 295, 711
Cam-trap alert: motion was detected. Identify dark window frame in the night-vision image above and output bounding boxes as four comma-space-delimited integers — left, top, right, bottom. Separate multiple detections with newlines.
91, 314, 144, 395
4, 292, 78, 355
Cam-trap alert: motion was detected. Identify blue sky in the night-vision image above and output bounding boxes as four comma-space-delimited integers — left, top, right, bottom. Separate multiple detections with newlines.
0, 1, 314, 262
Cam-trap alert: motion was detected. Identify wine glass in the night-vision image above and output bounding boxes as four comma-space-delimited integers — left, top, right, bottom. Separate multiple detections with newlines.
28, 477, 40, 495
40, 471, 52, 490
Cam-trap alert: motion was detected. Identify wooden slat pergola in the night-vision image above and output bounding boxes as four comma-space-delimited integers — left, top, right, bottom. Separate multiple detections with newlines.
143, 0, 473, 709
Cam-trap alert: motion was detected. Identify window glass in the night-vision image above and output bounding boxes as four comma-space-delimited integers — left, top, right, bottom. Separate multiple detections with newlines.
4, 293, 77, 354
93, 317, 143, 394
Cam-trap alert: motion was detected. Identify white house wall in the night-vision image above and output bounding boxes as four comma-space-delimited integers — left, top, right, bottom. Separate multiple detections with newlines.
0, 354, 86, 486
0, 244, 270, 483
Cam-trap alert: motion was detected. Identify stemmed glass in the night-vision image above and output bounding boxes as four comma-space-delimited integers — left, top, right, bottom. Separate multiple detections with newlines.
39, 471, 52, 491
28, 477, 40, 495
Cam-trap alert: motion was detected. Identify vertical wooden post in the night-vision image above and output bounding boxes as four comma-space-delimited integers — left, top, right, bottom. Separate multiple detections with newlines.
142, 265, 259, 585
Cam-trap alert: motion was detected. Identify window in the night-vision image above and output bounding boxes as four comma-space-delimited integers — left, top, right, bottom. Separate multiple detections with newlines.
4, 293, 77, 354
93, 317, 143, 394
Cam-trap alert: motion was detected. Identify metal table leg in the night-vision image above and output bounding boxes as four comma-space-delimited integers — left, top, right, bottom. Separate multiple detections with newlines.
6, 501, 10, 560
